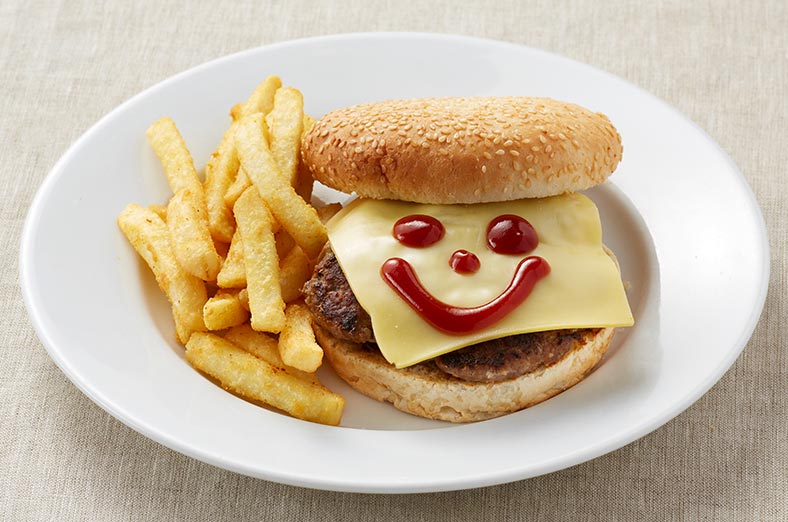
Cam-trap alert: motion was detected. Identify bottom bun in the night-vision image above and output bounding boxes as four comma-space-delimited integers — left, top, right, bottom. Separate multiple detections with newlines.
314, 326, 615, 423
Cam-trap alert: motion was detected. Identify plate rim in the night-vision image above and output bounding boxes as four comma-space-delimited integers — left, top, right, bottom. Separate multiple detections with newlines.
19, 32, 770, 493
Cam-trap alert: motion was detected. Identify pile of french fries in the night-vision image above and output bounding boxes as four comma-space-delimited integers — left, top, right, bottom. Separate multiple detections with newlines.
117, 76, 345, 426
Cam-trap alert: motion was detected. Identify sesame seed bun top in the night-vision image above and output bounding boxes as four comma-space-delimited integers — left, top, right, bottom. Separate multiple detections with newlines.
301, 96, 623, 204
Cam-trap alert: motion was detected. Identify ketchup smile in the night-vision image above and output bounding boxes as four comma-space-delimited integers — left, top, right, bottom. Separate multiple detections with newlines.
380, 256, 550, 335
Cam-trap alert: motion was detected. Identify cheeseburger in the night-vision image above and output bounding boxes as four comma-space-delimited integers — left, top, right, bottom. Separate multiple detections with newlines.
301, 97, 634, 422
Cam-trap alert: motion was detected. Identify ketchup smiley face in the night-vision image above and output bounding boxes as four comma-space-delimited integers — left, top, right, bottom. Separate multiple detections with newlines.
386, 213, 549, 335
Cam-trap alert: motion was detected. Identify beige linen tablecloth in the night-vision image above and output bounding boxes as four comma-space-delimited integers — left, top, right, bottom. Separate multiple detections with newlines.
2, 1, 785, 520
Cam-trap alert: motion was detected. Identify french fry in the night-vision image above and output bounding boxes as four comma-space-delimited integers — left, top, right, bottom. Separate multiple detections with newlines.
233, 187, 286, 333
148, 204, 167, 221
146, 117, 202, 195
235, 113, 327, 259
185, 332, 343, 425
303, 113, 316, 133
216, 228, 246, 288
203, 290, 249, 331
267, 87, 304, 187
166, 188, 222, 280
203, 125, 239, 243
224, 324, 320, 384
223, 167, 251, 209
295, 113, 317, 201
279, 246, 312, 303
117, 204, 207, 343
231, 75, 282, 121
278, 302, 323, 372
237, 288, 249, 310
206, 75, 283, 242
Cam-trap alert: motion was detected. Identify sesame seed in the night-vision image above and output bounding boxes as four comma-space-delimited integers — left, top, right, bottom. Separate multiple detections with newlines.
483, 151, 492, 159
481, 165, 487, 173
503, 140, 513, 147
510, 150, 520, 157
354, 146, 362, 154
495, 149, 505, 156
539, 135, 547, 144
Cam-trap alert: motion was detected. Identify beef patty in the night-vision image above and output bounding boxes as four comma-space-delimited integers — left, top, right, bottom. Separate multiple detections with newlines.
303, 246, 595, 383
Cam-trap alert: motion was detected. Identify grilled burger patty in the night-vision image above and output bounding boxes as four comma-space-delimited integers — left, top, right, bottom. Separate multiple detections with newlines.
303, 247, 595, 383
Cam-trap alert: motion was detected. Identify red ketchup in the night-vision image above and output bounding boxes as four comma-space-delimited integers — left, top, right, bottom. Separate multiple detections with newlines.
381, 256, 550, 335
449, 250, 480, 274
393, 214, 445, 248
385, 212, 549, 335
486, 215, 538, 255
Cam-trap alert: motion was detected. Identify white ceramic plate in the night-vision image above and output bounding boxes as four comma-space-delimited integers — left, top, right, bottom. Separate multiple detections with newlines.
20, 33, 768, 493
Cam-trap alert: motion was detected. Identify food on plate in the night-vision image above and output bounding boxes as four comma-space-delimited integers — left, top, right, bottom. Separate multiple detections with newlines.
301, 96, 634, 422
117, 205, 207, 343
185, 332, 344, 426
279, 302, 324, 372
118, 75, 345, 425
235, 112, 327, 259
146, 117, 221, 281
233, 186, 286, 333
203, 290, 249, 331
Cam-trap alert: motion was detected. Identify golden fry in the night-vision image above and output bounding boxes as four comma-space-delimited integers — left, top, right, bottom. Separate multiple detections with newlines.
146, 117, 202, 194
295, 113, 317, 201
148, 204, 167, 221
216, 228, 246, 288
203, 124, 239, 243
208, 75, 282, 241
223, 167, 251, 209
224, 324, 320, 384
185, 333, 343, 425
237, 288, 249, 311
203, 290, 249, 331
117, 204, 207, 343
166, 188, 221, 281
279, 246, 312, 303
235, 114, 327, 259
302, 113, 316, 133
267, 87, 304, 187
233, 187, 286, 333
278, 302, 323, 372
232, 75, 282, 121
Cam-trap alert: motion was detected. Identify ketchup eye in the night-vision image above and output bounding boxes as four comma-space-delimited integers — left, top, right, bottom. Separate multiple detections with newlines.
486, 214, 538, 255
393, 214, 445, 248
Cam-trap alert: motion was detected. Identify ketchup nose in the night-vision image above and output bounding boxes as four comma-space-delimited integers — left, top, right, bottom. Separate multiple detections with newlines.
449, 250, 480, 274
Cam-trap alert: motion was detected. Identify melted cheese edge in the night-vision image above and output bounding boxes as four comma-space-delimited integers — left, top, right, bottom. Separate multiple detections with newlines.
326, 193, 634, 368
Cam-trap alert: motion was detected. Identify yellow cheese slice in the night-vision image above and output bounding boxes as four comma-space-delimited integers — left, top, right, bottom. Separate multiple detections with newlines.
326, 193, 634, 368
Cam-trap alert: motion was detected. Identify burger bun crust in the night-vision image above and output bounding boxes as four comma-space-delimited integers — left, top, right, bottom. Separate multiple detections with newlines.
314, 325, 615, 423
302, 96, 622, 204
